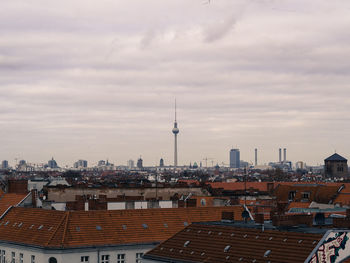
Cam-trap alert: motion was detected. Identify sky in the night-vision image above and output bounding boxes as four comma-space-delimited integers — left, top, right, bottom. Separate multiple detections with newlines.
1, 0, 350, 167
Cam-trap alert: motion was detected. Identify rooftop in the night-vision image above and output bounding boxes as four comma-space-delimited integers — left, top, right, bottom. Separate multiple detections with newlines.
325, 153, 348, 162
0, 206, 244, 249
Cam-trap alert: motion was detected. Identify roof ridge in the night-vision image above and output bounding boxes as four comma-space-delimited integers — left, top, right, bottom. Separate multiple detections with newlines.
45, 211, 69, 247
61, 211, 70, 248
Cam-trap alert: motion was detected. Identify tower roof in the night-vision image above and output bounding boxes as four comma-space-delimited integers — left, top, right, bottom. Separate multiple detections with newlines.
325, 153, 347, 162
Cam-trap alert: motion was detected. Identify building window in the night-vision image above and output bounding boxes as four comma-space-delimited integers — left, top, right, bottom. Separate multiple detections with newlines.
136, 252, 143, 263
117, 253, 126, 263
288, 191, 296, 201
81, 256, 89, 262
302, 192, 310, 200
19, 253, 23, 263
337, 165, 344, 172
101, 255, 109, 263
1, 250, 5, 263
49, 257, 57, 263
11, 252, 15, 263
31, 255, 35, 263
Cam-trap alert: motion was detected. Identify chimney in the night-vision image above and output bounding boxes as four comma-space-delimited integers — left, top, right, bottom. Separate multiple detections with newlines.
255, 148, 258, 166
279, 148, 282, 163
31, 189, 37, 208
283, 148, 286, 162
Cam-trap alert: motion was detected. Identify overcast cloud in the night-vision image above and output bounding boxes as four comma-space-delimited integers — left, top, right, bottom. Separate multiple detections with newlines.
1, 0, 350, 167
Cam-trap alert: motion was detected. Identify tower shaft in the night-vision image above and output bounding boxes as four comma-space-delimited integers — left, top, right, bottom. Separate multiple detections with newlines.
174, 134, 178, 167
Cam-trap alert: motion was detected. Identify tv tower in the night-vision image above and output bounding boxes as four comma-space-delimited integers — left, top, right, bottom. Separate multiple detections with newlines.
172, 99, 179, 167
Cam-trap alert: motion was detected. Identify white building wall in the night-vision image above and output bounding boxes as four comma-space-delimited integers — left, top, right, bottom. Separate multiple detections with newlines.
0, 242, 155, 263
135, 201, 148, 209
107, 202, 126, 210
159, 201, 173, 208
51, 203, 66, 211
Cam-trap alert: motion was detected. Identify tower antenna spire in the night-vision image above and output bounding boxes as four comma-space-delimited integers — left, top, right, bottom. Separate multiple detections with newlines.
172, 98, 180, 168
175, 98, 177, 122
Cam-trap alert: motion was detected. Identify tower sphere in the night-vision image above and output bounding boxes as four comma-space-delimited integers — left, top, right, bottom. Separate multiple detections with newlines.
172, 127, 179, 134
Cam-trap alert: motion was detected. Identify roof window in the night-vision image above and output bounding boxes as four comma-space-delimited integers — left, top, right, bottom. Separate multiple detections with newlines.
29, 224, 34, 229
122, 224, 127, 230
208, 231, 212, 235
243, 234, 247, 238
96, 225, 102, 230
201, 252, 205, 256
13, 223, 17, 227
76, 227, 80, 232
255, 235, 259, 239
184, 222, 189, 226
264, 250, 271, 257
239, 257, 243, 261
269, 237, 273, 240
38, 225, 43, 230
224, 245, 231, 252
164, 223, 168, 228
4, 221, 9, 226
298, 240, 303, 244
18, 223, 22, 227
179, 250, 183, 253
198, 230, 201, 233
226, 256, 230, 260
190, 251, 194, 255
142, 224, 148, 229
218, 232, 222, 235
252, 259, 257, 263
48, 226, 53, 231
169, 248, 173, 252
283, 238, 287, 242
184, 241, 191, 247
313, 240, 317, 245
230, 233, 234, 236
160, 247, 164, 251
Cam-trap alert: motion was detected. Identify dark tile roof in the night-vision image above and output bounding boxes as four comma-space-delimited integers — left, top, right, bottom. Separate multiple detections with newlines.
144, 223, 323, 263
325, 153, 347, 162
0, 206, 244, 249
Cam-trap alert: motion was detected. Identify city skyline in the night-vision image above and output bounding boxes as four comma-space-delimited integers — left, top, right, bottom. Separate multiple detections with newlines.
1, 0, 350, 166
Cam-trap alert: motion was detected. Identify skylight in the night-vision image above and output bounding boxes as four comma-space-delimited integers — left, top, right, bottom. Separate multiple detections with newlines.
164, 223, 168, 228
184, 222, 189, 226
18, 223, 22, 227
96, 225, 102, 230
264, 250, 271, 257
226, 256, 230, 260
201, 252, 205, 256
4, 221, 9, 226
224, 245, 231, 252
184, 241, 190, 247
76, 227, 80, 232
38, 225, 43, 230
122, 225, 127, 230
218, 232, 222, 235
142, 223, 148, 229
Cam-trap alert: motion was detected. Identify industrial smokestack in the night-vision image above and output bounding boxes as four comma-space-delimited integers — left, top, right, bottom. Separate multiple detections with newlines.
255, 148, 257, 166
283, 148, 286, 162
279, 148, 282, 163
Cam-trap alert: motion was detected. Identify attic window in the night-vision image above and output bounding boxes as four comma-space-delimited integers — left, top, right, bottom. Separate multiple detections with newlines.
179, 250, 183, 253
96, 225, 102, 230
76, 227, 80, 232
169, 248, 173, 252
298, 240, 303, 244
198, 230, 201, 233
264, 250, 271, 257
255, 235, 259, 239
243, 234, 247, 238
48, 226, 53, 231
18, 223, 22, 227
190, 251, 194, 255
208, 231, 212, 235
184, 241, 191, 247
186, 229, 190, 232
160, 247, 164, 251
142, 224, 148, 229
122, 225, 127, 230
224, 245, 231, 252
201, 252, 205, 256
239, 258, 243, 261
13, 223, 17, 227
184, 222, 189, 226
313, 241, 317, 245
4, 221, 9, 226
218, 232, 222, 235
164, 223, 168, 228
38, 225, 43, 230
252, 259, 257, 263
283, 238, 287, 242
226, 256, 230, 260
230, 233, 234, 236
269, 237, 273, 240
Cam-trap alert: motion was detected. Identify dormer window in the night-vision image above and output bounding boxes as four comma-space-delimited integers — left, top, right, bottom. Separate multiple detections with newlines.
288, 191, 296, 201
302, 192, 310, 200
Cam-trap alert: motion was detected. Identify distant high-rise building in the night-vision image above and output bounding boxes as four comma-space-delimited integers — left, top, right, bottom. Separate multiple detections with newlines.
137, 157, 143, 169
254, 148, 258, 166
19, 160, 26, 166
160, 158, 164, 167
98, 160, 106, 166
279, 148, 282, 163
229, 149, 240, 168
1, 160, 8, 169
48, 157, 58, 169
127, 160, 134, 169
74, 160, 88, 169
172, 100, 179, 167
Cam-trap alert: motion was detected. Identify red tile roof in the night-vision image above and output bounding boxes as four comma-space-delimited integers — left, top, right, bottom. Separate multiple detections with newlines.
144, 223, 323, 263
0, 193, 28, 216
0, 206, 244, 248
